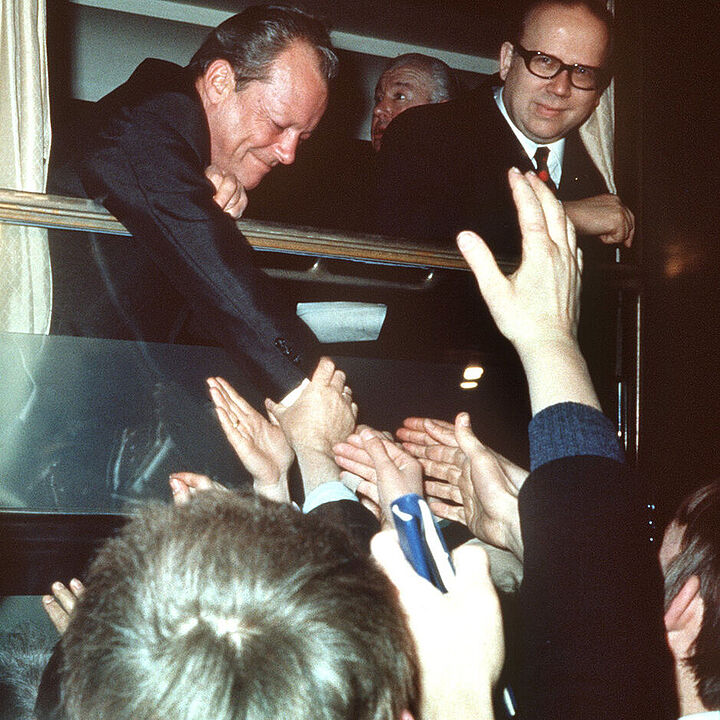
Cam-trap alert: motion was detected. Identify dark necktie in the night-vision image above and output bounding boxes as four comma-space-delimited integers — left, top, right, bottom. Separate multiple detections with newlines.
534, 146, 557, 192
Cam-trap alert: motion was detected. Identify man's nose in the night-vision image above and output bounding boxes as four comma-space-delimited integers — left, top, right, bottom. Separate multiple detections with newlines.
373, 100, 392, 119
547, 68, 573, 96
275, 132, 300, 165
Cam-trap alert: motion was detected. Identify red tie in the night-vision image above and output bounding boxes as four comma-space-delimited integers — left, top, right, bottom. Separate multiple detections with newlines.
534, 146, 557, 192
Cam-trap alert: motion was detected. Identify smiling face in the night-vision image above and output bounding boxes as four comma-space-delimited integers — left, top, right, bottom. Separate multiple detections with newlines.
371, 65, 436, 152
199, 41, 328, 190
499, 2, 609, 143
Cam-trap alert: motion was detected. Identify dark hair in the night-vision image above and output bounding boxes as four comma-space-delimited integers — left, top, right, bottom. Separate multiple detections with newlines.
664, 481, 720, 709
379, 53, 460, 103
59, 491, 420, 720
188, 5, 338, 90
513, 0, 615, 75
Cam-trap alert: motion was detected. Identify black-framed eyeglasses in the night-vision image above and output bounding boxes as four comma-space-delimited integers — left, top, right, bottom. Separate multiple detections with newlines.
513, 44, 607, 91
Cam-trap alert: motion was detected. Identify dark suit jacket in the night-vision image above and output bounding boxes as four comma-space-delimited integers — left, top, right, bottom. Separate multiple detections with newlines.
517, 455, 677, 719
376, 76, 608, 256
48, 59, 317, 396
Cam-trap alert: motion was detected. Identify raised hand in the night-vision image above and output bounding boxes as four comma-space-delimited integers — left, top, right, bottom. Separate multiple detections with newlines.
208, 376, 293, 503
458, 168, 599, 413
168, 471, 229, 505
42, 578, 85, 634
265, 357, 357, 456
356, 428, 424, 528
454, 413, 527, 560
372, 531, 504, 720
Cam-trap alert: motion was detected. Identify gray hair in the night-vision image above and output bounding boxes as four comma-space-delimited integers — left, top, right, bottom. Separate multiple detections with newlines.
60, 491, 420, 720
189, 5, 338, 91
380, 53, 459, 103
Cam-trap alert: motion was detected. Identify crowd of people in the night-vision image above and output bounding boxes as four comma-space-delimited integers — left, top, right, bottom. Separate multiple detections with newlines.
4, 2, 717, 719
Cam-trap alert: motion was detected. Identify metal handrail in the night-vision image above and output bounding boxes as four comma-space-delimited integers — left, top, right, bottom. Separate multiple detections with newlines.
0, 187, 500, 271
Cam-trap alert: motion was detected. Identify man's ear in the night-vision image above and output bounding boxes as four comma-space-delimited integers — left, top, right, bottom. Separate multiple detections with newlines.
399, 710, 415, 720
202, 59, 236, 104
664, 575, 703, 659
499, 42, 515, 81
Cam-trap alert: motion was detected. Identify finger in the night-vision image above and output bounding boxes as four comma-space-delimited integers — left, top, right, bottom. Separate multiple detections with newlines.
69, 577, 85, 598
418, 457, 462, 484
423, 417, 460, 446
427, 499, 467, 526
339, 470, 363, 493
169, 476, 191, 505
329, 368, 346, 393
395, 427, 434, 445
424, 478, 462, 503
169, 471, 215, 491
454, 412, 482, 458
212, 377, 258, 418
311, 356, 336, 385
402, 416, 454, 432
51, 581, 79, 614
522, 170, 569, 254
357, 479, 380, 505
334, 452, 377, 483
42, 596, 71, 634
204, 164, 223, 188
457, 229, 508, 304
225, 186, 248, 219
333, 440, 373, 467
359, 495, 382, 521
264, 397, 284, 424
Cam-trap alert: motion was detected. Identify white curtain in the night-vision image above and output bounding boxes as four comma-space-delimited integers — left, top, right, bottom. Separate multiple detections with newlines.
579, 0, 616, 193
0, 0, 52, 334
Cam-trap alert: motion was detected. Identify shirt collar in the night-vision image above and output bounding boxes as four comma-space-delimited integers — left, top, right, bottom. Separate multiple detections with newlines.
493, 85, 565, 186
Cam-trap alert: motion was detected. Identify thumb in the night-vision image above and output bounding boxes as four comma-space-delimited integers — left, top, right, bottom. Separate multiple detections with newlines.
264, 397, 284, 425
457, 231, 507, 303
454, 412, 481, 457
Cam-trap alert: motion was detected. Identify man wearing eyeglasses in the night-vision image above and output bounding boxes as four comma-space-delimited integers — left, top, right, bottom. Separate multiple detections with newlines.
375, 0, 634, 254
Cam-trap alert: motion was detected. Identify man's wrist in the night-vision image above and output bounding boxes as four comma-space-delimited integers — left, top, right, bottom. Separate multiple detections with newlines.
516, 336, 600, 414
295, 448, 341, 494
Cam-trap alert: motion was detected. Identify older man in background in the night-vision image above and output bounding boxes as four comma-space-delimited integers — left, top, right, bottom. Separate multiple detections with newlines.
370, 53, 458, 152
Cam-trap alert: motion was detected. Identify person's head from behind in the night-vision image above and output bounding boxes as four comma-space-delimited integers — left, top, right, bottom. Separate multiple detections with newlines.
661, 481, 720, 712
498, 0, 613, 144
371, 53, 458, 151
190, 5, 338, 190
59, 492, 419, 720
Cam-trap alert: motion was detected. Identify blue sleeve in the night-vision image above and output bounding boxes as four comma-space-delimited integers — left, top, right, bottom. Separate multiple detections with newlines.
528, 402, 624, 471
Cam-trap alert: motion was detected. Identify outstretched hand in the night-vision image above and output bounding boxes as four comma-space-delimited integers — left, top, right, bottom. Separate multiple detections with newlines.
372, 531, 504, 720
458, 168, 599, 413
208, 376, 293, 503
355, 428, 424, 529
396, 417, 465, 510
266, 357, 357, 456
42, 579, 85, 635
169, 471, 229, 505
454, 413, 527, 560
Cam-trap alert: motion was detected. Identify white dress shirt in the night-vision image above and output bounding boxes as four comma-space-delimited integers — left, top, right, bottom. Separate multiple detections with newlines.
493, 86, 565, 188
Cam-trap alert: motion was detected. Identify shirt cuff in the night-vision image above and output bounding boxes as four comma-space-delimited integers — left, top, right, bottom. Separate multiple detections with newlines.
280, 378, 310, 407
528, 402, 625, 471
302, 481, 358, 513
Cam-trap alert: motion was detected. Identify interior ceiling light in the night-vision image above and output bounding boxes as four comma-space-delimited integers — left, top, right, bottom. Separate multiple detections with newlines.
460, 380, 478, 390
463, 365, 484, 381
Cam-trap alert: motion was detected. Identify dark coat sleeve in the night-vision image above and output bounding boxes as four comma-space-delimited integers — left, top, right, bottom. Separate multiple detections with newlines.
307, 500, 380, 555
516, 456, 677, 719
79, 89, 316, 396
